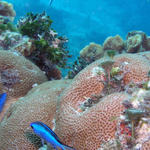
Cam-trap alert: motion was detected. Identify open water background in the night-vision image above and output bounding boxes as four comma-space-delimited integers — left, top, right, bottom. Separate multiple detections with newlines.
6, 0, 150, 63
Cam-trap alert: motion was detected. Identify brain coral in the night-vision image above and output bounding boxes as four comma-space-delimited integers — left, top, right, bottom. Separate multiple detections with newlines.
56, 92, 130, 150
0, 50, 47, 98
55, 52, 150, 149
113, 53, 150, 85
1, 52, 150, 149
59, 58, 108, 111
0, 50, 47, 121
0, 79, 71, 150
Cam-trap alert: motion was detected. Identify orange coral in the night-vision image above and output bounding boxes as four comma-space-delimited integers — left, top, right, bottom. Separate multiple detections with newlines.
0, 79, 71, 150
55, 52, 150, 149
113, 53, 150, 85
59, 58, 107, 111
56, 92, 129, 149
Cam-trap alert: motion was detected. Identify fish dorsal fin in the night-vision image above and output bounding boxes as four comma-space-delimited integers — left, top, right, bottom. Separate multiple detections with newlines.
37, 121, 61, 143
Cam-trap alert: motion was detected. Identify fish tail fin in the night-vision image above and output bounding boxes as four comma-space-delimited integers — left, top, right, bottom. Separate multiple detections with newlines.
0, 93, 7, 113
62, 144, 75, 150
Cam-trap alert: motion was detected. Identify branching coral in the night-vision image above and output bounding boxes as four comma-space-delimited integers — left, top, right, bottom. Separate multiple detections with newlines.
17, 12, 71, 80
18, 12, 52, 39
17, 12, 71, 68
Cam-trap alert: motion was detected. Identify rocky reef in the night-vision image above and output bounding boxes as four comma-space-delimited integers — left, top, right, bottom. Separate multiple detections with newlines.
68, 30, 150, 79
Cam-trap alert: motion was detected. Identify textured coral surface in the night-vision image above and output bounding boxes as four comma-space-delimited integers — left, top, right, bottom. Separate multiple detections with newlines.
55, 52, 150, 149
80, 42, 104, 62
0, 50, 47, 121
103, 35, 124, 52
114, 53, 150, 84
1, 52, 150, 150
0, 80, 71, 150
0, 31, 35, 56
56, 92, 129, 150
0, 50, 47, 98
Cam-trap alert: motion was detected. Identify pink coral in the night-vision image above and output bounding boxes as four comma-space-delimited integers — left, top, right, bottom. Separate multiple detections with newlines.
55, 52, 150, 149
113, 53, 150, 85
56, 92, 129, 149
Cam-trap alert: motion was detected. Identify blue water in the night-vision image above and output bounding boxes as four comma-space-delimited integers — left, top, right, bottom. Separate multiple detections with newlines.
7, 0, 150, 61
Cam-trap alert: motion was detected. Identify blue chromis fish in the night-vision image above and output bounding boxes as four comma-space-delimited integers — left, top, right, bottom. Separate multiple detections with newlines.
30, 121, 75, 150
0, 93, 7, 113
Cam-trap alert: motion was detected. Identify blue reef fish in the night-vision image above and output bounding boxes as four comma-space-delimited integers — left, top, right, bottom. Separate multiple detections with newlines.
0, 93, 7, 113
30, 121, 75, 150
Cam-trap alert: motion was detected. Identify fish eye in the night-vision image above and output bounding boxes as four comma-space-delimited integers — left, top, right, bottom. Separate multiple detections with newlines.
31, 125, 33, 129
